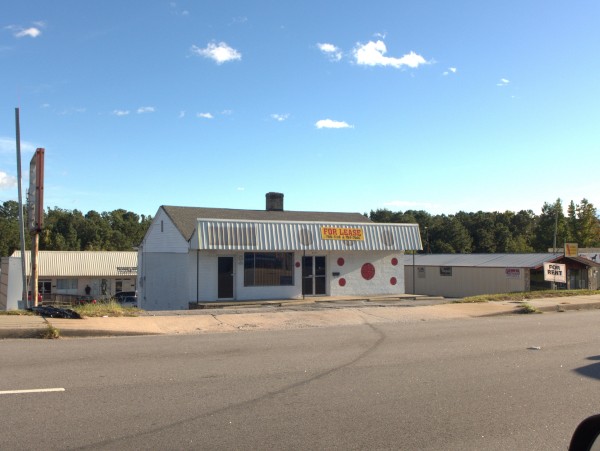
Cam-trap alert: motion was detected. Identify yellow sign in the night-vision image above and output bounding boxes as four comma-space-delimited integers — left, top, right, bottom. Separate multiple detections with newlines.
320, 227, 364, 241
565, 242, 578, 257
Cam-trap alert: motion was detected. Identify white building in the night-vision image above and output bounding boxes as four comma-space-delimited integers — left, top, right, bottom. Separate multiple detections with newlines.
0, 251, 137, 310
138, 193, 422, 310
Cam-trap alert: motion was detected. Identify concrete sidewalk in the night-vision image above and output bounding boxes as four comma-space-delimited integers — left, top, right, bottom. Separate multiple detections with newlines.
2, 295, 600, 339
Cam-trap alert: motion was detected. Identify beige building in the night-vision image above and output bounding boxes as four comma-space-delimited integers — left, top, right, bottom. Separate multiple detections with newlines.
404, 253, 600, 298
0, 251, 137, 310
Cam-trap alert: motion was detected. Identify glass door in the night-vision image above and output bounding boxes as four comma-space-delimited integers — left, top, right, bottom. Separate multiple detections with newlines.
302, 256, 326, 295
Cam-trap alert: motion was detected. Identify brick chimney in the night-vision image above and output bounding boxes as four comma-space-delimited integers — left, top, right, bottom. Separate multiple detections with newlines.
266, 192, 284, 211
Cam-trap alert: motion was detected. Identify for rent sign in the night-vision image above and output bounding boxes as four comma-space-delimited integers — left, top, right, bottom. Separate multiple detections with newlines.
543, 262, 566, 283
320, 227, 364, 241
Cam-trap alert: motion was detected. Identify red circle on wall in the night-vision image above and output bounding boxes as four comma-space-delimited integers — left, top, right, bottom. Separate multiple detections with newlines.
390, 277, 397, 285
337, 257, 345, 266
391, 257, 398, 266
339, 278, 346, 287
295, 261, 301, 268
361, 263, 375, 280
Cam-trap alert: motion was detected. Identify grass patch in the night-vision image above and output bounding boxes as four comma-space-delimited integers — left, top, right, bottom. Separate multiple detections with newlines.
457, 289, 600, 304
71, 300, 141, 318
518, 302, 541, 314
0, 310, 35, 316
41, 323, 60, 339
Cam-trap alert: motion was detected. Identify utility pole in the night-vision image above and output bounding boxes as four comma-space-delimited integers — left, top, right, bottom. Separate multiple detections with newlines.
552, 204, 559, 290
15, 108, 28, 307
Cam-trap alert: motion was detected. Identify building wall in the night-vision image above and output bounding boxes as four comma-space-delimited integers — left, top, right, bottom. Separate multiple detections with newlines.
405, 265, 528, 298
329, 251, 404, 297
143, 209, 189, 254
0, 257, 23, 310
141, 249, 407, 310
140, 252, 194, 310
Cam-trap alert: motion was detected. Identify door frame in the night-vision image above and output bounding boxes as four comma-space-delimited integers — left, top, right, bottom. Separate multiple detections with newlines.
217, 256, 235, 300
302, 255, 327, 296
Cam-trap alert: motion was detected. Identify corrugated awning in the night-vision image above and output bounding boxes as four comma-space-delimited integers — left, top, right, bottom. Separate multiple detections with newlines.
196, 219, 422, 251
11, 251, 138, 277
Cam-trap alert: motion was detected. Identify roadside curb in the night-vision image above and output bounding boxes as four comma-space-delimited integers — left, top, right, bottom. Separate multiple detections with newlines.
536, 302, 600, 313
3, 298, 600, 339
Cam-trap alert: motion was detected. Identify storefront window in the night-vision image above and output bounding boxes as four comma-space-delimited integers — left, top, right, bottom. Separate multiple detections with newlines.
244, 253, 294, 286
56, 279, 78, 294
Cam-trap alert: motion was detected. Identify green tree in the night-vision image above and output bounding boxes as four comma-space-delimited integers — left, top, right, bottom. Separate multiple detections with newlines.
533, 199, 566, 252
576, 199, 600, 247
0, 201, 24, 256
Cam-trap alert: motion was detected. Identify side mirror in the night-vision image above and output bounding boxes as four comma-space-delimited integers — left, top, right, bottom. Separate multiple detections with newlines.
570, 414, 600, 451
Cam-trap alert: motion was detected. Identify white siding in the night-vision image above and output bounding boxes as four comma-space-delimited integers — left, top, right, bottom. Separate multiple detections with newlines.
195, 252, 302, 302
142, 209, 189, 253
190, 250, 404, 305
329, 251, 405, 297
140, 252, 194, 310
1, 257, 25, 310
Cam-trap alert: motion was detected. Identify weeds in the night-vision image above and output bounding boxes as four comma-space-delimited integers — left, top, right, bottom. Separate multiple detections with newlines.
459, 289, 600, 304
518, 303, 541, 314
72, 300, 140, 318
41, 323, 60, 339
0, 310, 35, 316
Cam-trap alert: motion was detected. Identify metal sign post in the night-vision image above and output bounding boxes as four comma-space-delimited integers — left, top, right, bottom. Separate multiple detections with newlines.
28, 148, 45, 307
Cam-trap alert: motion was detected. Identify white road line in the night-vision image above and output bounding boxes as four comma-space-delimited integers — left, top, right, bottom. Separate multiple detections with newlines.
0, 388, 65, 395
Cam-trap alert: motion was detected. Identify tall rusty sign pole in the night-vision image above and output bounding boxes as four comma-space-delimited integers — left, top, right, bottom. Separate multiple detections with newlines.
28, 148, 44, 307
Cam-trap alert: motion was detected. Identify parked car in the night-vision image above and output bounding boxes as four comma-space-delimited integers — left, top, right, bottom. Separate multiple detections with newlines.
113, 291, 138, 307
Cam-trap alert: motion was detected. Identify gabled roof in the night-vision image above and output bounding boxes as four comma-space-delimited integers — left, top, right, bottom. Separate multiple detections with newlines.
556, 255, 600, 268
161, 205, 372, 241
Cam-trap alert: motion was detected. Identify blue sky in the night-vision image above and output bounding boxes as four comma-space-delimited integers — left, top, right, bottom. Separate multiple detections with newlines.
1, 1, 599, 218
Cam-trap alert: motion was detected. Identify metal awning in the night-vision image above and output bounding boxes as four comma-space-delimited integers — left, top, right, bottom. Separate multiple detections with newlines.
195, 219, 422, 252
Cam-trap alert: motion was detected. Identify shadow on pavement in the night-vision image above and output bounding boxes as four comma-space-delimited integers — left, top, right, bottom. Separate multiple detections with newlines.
574, 355, 600, 381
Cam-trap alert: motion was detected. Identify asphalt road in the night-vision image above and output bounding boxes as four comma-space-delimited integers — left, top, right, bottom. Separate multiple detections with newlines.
1, 310, 600, 450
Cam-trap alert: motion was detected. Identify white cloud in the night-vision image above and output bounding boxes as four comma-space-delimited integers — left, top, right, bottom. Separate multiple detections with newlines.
271, 113, 289, 122
137, 106, 155, 114
317, 43, 342, 61
0, 137, 36, 154
112, 110, 130, 116
197, 112, 214, 119
497, 78, 510, 86
191, 42, 241, 64
443, 67, 457, 76
58, 107, 86, 115
353, 40, 426, 69
0, 171, 17, 189
315, 119, 353, 129
7, 24, 43, 38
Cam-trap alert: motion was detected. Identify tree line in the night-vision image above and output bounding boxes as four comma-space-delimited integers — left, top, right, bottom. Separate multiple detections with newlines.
369, 198, 600, 253
1, 198, 599, 257
0, 201, 152, 257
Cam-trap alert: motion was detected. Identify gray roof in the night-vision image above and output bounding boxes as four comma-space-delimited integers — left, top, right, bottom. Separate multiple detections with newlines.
162, 205, 372, 241
403, 253, 564, 269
